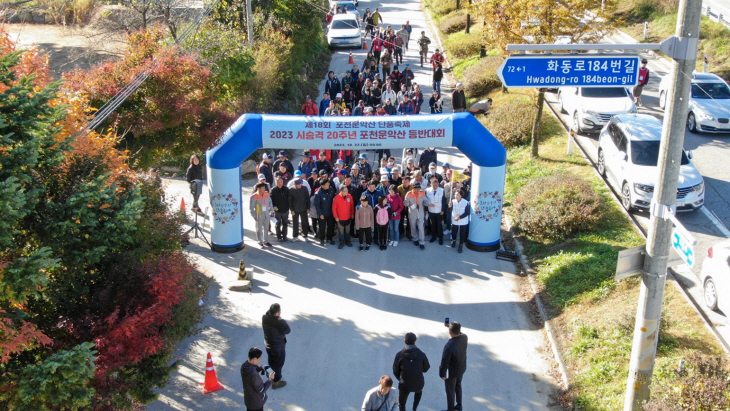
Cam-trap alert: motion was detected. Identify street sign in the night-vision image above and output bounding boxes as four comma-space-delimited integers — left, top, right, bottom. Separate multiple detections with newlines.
616, 244, 646, 281
667, 214, 697, 268
497, 55, 641, 88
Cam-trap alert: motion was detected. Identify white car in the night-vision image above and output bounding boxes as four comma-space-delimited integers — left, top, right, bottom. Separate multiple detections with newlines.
658, 72, 730, 133
327, 14, 362, 49
558, 86, 637, 134
701, 240, 730, 312
330, 1, 360, 24
597, 114, 705, 212
330, 0, 358, 8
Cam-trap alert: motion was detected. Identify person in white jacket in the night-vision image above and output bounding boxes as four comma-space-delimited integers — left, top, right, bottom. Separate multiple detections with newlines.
425, 177, 445, 245
450, 189, 470, 253
362, 375, 399, 411
381, 84, 397, 106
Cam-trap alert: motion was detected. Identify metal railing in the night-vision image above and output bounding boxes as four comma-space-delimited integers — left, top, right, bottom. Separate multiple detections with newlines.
703, 5, 730, 28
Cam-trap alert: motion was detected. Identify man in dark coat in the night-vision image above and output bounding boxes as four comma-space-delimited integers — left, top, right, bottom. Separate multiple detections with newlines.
258, 153, 274, 186
313, 179, 337, 246
273, 151, 294, 175
262, 303, 291, 389
393, 332, 430, 411
325, 70, 342, 97
270, 175, 290, 242
314, 151, 333, 176
288, 179, 311, 241
440, 322, 468, 411
452, 82, 467, 113
418, 147, 438, 174
241, 347, 274, 411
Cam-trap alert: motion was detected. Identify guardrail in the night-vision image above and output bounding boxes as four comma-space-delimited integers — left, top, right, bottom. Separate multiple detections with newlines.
703, 5, 730, 29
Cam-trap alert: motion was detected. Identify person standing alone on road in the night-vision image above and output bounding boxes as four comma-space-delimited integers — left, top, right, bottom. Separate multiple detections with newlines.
452, 83, 466, 113
633, 58, 650, 107
241, 347, 274, 411
393, 332, 430, 411
186, 154, 203, 213
262, 303, 290, 389
440, 321, 468, 411
362, 375, 399, 411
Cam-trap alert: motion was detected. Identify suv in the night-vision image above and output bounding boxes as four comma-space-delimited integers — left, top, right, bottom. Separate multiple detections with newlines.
597, 114, 704, 212
658, 72, 730, 133
558, 86, 637, 134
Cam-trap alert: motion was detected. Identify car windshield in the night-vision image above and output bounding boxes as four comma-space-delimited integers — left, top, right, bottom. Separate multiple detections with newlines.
691, 82, 730, 99
581, 87, 628, 98
630, 141, 690, 167
332, 19, 359, 29
337, 2, 357, 11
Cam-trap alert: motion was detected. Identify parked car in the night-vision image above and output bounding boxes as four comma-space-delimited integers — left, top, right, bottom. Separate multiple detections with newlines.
658, 72, 730, 133
558, 86, 637, 134
327, 14, 362, 49
597, 114, 704, 212
701, 240, 730, 312
330, 1, 360, 24
330, 0, 357, 8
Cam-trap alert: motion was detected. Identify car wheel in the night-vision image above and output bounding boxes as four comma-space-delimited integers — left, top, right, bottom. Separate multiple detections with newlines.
572, 112, 581, 135
621, 182, 634, 212
659, 90, 667, 110
597, 149, 606, 177
558, 93, 567, 114
704, 277, 719, 311
687, 112, 698, 133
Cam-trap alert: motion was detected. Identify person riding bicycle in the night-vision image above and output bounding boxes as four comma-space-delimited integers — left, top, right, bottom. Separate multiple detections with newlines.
417, 31, 431, 67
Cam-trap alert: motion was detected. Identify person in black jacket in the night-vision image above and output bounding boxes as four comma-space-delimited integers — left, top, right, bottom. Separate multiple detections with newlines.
258, 153, 274, 186
314, 179, 337, 246
393, 332, 430, 411
270, 176, 290, 242
440, 322, 468, 411
418, 148, 438, 175
273, 150, 294, 175
241, 347, 274, 411
325, 71, 342, 98
262, 303, 291, 389
314, 151, 333, 177
288, 179, 311, 242
186, 154, 204, 213
452, 83, 466, 113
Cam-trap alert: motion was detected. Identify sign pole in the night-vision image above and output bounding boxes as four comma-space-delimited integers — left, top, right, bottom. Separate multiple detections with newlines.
623, 0, 702, 409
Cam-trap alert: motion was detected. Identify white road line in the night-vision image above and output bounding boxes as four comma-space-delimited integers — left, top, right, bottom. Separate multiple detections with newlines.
701, 205, 730, 238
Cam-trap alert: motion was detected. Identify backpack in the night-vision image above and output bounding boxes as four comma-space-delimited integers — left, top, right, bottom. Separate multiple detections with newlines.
376, 206, 389, 225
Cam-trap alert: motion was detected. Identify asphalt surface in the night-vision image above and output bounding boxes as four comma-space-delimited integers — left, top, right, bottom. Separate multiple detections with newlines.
148, 0, 560, 409
542, 29, 730, 351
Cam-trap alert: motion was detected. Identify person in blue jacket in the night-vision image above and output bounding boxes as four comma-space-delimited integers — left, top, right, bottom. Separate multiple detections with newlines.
298, 150, 315, 179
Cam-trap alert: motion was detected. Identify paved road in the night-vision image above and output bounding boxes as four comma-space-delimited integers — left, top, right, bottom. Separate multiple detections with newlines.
148, 0, 560, 409
542, 29, 730, 350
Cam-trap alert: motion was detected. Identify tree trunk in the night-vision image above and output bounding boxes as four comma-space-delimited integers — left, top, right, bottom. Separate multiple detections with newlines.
531, 89, 545, 157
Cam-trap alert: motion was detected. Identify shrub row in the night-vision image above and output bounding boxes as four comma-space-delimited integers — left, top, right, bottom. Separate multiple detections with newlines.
485, 96, 536, 148
462, 56, 503, 97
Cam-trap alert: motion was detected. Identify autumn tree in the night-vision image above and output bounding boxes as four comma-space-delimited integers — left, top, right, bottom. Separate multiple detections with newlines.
472, 0, 615, 156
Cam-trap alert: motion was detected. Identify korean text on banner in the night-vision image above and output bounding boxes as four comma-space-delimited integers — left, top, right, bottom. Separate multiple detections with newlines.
261, 114, 454, 149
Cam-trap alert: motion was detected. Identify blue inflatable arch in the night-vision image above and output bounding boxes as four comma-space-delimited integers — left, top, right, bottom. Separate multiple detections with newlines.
206, 113, 506, 252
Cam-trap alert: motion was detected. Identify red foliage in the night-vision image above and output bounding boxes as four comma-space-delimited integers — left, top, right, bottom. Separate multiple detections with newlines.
93, 252, 193, 372
0, 28, 52, 92
0, 309, 52, 363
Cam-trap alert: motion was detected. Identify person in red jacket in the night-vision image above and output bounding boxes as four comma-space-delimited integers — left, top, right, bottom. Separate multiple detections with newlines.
430, 49, 444, 71
302, 95, 319, 115
371, 33, 384, 65
332, 185, 355, 248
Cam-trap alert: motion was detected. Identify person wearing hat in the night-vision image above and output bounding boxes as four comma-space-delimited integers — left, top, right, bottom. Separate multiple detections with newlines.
273, 150, 294, 175
370, 81, 382, 104
430, 48, 444, 71
270, 174, 291, 242
400, 148, 416, 173
313, 179, 337, 246
312, 169, 329, 193
287, 170, 311, 194
633, 58, 650, 106
251, 182, 274, 248
424, 162, 443, 184
325, 70, 341, 98
417, 31, 431, 67
301, 95, 318, 115
288, 178, 311, 242
350, 163, 361, 181
258, 152, 274, 186
381, 84, 397, 107
255, 173, 271, 193
357, 153, 373, 180
342, 83, 356, 110
351, 64, 360, 80
389, 167, 403, 187
352, 100, 366, 116
354, 194, 374, 251
404, 182, 429, 249
452, 82, 466, 113
397, 92, 415, 115
314, 151, 333, 177
341, 70, 355, 91
363, 106, 374, 116
298, 150, 315, 179
360, 179, 384, 243
334, 92, 347, 112
333, 168, 348, 190
376, 173, 392, 194
393, 332, 430, 411
332, 185, 355, 249
419, 147, 438, 175
374, 104, 387, 116
390, 66, 402, 91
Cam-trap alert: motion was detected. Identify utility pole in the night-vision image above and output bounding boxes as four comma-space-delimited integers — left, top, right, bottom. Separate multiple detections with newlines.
246, 0, 254, 42
623, 0, 701, 409
465, 0, 471, 34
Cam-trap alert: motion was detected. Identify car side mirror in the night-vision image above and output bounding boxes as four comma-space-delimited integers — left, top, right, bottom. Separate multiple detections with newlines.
622, 152, 628, 161
687, 151, 693, 160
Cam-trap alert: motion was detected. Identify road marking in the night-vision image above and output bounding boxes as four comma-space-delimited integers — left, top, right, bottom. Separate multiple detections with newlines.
700, 206, 730, 238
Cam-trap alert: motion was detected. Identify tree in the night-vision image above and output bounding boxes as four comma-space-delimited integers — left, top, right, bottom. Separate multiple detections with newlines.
472, 0, 615, 156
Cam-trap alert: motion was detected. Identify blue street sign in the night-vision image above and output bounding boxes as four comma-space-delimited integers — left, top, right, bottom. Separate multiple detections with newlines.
497, 55, 641, 88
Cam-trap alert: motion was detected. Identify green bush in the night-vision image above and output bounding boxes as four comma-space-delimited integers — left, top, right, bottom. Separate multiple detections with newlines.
513, 173, 604, 241
462, 56, 503, 97
443, 32, 481, 59
485, 97, 536, 148
426, 0, 457, 17
439, 12, 467, 34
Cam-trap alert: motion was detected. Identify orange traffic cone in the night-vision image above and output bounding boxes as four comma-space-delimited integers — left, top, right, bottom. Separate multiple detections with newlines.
348, 50, 354, 64
199, 353, 225, 394
363, 39, 368, 50
180, 198, 186, 211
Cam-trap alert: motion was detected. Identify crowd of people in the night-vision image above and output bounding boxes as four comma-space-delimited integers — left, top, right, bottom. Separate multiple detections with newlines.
242, 302, 469, 411
253, 149, 472, 253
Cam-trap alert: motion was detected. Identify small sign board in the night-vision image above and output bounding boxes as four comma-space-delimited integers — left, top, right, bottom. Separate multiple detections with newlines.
667, 213, 697, 268
616, 244, 646, 281
498, 55, 641, 88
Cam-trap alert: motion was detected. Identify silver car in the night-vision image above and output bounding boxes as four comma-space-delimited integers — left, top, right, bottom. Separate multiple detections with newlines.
659, 72, 730, 133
